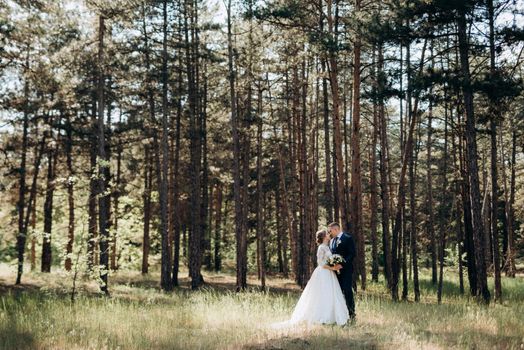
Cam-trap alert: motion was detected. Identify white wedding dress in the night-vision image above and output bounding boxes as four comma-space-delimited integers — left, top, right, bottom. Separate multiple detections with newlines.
273, 243, 349, 327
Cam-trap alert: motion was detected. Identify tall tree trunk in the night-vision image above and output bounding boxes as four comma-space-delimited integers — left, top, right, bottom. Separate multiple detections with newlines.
64, 114, 75, 271
350, 0, 364, 290
505, 125, 516, 277
226, 0, 246, 291
15, 49, 30, 285
452, 127, 465, 294
326, 0, 347, 227
406, 109, 420, 302
41, 123, 58, 273
201, 61, 211, 272
186, 0, 204, 289
256, 87, 266, 290
487, 0, 502, 301
159, 0, 173, 292
214, 183, 223, 272
30, 201, 36, 271
142, 145, 152, 274
378, 43, 392, 287
438, 96, 450, 304
459, 115, 477, 296
88, 102, 98, 272
426, 87, 437, 285
457, 8, 490, 303
370, 46, 379, 283
321, 59, 333, 222
111, 113, 122, 271
96, 15, 110, 296
171, 41, 183, 286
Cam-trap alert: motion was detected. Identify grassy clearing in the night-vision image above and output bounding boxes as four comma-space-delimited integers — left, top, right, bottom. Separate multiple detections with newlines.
0, 264, 523, 349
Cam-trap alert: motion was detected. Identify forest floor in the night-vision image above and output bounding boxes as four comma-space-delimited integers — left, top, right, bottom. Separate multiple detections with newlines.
0, 263, 523, 350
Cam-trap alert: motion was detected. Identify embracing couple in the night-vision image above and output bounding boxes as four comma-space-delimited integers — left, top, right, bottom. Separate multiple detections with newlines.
276, 222, 356, 327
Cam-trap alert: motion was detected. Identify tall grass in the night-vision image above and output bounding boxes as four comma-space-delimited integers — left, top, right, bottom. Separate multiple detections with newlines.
0, 266, 523, 349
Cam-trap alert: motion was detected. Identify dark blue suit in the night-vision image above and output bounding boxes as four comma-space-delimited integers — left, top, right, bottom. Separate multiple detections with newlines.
331, 232, 356, 318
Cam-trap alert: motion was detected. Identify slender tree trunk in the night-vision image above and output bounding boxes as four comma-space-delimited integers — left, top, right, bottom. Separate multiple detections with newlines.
457, 8, 490, 303
64, 114, 75, 271
326, 0, 347, 227
226, 0, 246, 291
321, 59, 333, 222
349, 0, 364, 290
406, 108, 420, 302
41, 125, 58, 273
256, 87, 266, 290
438, 97, 450, 304
15, 50, 30, 285
201, 61, 211, 272
487, 0, 502, 300
171, 42, 183, 286
141, 3, 153, 276
453, 127, 465, 294
111, 114, 122, 271
427, 88, 437, 285
214, 183, 223, 272
30, 201, 36, 271
142, 145, 152, 274
96, 15, 110, 296
370, 46, 379, 283
187, 0, 204, 289
506, 125, 516, 277
88, 102, 98, 272
378, 43, 391, 287
158, 0, 173, 291
459, 115, 477, 296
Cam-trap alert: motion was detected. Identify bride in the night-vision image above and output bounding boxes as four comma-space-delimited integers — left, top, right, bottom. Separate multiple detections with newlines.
275, 230, 349, 327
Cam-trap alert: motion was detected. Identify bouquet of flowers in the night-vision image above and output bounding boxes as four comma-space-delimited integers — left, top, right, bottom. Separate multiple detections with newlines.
327, 254, 345, 274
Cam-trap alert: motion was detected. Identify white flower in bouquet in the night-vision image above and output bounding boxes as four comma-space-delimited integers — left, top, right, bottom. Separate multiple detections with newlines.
327, 254, 345, 274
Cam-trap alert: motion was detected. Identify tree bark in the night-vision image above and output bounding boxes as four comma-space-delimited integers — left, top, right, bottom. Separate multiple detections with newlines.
187, 0, 204, 289
457, 8, 490, 303
15, 49, 30, 285
378, 43, 392, 287
96, 15, 110, 296
487, 0, 501, 300
41, 123, 58, 273
142, 144, 152, 274
214, 183, 223, 272
256, 86, 266, 290
226, 0, 246, 291
326, 0, 347, 228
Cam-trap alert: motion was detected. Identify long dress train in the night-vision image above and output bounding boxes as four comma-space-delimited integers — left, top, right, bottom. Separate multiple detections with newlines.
273, 243, 349, 327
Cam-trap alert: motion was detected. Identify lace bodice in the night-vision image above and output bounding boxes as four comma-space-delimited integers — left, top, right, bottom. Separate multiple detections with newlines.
316, 244, 332, 266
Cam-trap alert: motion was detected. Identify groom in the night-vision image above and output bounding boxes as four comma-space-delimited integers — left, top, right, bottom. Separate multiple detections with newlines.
328, 222, 356, 321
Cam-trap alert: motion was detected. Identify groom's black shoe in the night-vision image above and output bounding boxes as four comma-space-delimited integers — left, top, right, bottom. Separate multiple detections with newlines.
348, 314, 356, 325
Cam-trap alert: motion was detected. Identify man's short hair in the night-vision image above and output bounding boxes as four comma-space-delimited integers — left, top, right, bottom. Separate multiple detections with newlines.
328, 222, 341, 229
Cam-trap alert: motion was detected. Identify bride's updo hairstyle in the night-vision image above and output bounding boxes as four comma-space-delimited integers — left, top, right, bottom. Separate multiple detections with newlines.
316, 230, 327, 244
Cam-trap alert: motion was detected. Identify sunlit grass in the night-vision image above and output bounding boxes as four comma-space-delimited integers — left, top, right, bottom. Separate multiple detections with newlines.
0, 264, 523, 349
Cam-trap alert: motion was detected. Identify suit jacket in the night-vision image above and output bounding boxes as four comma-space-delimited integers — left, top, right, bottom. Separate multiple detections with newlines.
331, 232, 356, 275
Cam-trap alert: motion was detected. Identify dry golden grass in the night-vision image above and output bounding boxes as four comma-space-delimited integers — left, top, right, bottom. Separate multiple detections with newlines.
0, 263, 523, 350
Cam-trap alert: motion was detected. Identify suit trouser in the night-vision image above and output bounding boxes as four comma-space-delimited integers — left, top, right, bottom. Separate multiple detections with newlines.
338, 273, 355, 317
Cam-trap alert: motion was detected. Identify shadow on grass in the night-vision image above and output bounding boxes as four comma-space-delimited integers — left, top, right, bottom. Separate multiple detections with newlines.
418, 278, 464, 297
242, 334, 379, 350
0, 314, 36, 350
421, 329, 524, 349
